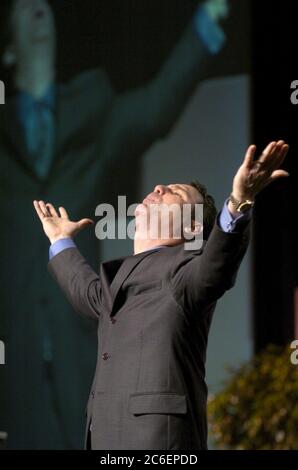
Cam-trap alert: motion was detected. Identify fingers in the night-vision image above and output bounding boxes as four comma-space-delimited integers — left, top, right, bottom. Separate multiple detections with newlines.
243, 141, 282, 169
58, 206, 69, 219
243, 145, 257, 168
270, 140, 286, 160
254, 140, 289, 173
46, 203, 59, 217
33, 200, 51, 219
78, 218, 94, 228
281, 143, 289, 158
33, 200, 46, 221
257, 141, 277, 164
39, 200, 51, 217
274, 143, 289, 168
33, 200, 68, 220
264, 141, 289, 174
268, 169, 290, 183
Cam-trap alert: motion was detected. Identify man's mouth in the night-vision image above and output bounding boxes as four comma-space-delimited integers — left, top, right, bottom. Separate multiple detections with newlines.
142, 194, 160, 205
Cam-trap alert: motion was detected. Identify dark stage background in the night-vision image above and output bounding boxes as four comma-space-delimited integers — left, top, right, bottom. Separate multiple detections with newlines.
252, 0, 297, 351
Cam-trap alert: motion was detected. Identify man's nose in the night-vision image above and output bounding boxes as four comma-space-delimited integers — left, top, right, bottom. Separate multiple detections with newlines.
153, 185, 168, 195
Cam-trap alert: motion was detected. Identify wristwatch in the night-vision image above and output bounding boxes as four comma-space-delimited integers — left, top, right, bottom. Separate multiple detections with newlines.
229, 193, 254, 214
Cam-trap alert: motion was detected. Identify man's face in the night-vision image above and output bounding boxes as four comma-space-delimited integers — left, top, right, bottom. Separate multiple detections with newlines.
135, 184, 202, 241
10, 0, 56, 62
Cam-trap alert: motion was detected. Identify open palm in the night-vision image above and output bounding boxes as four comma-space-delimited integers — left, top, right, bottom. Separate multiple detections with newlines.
232, 140, 289, 201
33, 200, 94, 244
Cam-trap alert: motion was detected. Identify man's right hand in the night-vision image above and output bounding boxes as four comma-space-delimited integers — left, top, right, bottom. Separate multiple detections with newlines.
204, 0, 229, 23
33, 200, 94, 244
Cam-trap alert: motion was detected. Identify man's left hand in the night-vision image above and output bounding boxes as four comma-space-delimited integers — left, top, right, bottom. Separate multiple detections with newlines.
229, 140, 289, 212
204, 0, 229, 23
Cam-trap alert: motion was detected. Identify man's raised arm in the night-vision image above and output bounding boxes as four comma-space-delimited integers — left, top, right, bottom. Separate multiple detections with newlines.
172, 140, 290, 311
102, 1, 229, 156
33, 201, 101, 321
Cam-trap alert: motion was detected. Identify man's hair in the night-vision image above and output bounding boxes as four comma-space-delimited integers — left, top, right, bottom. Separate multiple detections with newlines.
189, 180, 217, 240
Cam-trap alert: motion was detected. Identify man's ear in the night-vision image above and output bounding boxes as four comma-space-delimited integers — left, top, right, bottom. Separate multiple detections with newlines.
184, 220, 203, 238
2, 45, 16, 68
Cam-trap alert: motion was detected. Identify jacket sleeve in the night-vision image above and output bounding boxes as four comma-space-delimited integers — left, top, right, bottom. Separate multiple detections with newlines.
47, 247, 102, 321
170, 216, 251, 314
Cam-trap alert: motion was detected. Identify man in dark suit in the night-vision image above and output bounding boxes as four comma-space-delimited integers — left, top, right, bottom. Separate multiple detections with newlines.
0, 0, 229, 448
33, 140, 289, 449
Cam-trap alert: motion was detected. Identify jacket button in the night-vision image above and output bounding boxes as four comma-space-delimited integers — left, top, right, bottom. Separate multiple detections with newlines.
102, 352, 109, 360
110, 317, 116, 324
91, 391, 95, 398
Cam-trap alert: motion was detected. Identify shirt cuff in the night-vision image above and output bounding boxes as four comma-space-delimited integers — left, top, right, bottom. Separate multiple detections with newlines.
218, 199, 252, 233
193, 4, 226, 54
49, 237, 76, 260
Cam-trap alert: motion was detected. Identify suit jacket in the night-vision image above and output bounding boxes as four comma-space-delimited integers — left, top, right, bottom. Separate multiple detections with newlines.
0, 24, 210, 449
48, 220, 250, 450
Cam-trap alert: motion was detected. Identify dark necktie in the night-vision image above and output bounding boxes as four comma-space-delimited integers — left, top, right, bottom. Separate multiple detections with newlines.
26, 100, 55, 179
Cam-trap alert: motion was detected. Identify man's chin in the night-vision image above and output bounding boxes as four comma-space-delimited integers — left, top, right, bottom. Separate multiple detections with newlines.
134, 203, 148, 216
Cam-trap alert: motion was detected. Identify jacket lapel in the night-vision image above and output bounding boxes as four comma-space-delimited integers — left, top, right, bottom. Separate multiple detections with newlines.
0, 95, 57, 182
0, 99, 33, 174
0, 87, 68, 183
101, 250, 158, 317
99, 258, 126, 313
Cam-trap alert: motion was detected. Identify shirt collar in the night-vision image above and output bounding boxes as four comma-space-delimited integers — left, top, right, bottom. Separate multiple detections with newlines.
16, 83, 56, 113
137, 244, 171, 254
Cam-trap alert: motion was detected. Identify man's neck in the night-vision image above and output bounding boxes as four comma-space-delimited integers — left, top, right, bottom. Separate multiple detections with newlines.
133, 237, 182, 255
15, 58, 55, 99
